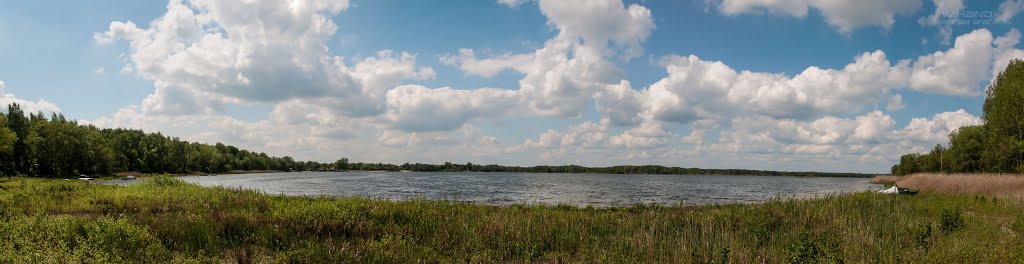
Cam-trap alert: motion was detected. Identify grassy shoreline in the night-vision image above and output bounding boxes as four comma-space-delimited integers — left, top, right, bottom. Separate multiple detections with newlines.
874, 173, 1024, 199
2, 177, 1022, 262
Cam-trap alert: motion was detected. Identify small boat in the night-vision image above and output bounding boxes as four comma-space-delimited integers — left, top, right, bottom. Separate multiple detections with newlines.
123, 175, 137, 180
77, 174, 94, 181
897, 187, 918, 195
879, 185, 917, 195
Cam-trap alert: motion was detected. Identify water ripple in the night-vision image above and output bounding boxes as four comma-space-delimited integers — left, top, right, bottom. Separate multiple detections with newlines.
177, 172, 880, 207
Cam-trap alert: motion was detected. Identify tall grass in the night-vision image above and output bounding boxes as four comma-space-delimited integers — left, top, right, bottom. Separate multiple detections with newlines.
1, 176, 1023, 262
871, 175, 900, 185
896, 173, 1024, 199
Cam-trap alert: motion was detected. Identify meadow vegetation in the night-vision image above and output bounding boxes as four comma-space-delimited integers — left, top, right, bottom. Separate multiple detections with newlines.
2, 177, 1022, 263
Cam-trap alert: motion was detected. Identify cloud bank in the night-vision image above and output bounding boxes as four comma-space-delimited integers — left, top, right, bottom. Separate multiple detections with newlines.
0, 80, 62, 115
73, 0, 1024, 173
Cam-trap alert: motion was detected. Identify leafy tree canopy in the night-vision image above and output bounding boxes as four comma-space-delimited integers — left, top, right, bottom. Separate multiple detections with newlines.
892, 59, 1024, 175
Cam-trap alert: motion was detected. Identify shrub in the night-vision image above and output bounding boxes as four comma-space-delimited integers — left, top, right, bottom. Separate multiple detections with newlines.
0, 215, 171, 263
940, 207, 964, 233
146, 176, 187, 187
786, 233, 820, 264
914, 223, 932, 250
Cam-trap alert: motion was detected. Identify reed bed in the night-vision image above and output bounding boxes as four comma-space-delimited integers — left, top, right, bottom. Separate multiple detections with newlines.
896, 173, 1024, 199
870, 175, 901, 185
1, 176, 1022, 262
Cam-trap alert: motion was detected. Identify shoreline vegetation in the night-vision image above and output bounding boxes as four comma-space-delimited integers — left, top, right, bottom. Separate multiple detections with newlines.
2, 176, 1022, 262
873, 173, 1024, 199
190, 168, 873, 178
95, 168, 874, 181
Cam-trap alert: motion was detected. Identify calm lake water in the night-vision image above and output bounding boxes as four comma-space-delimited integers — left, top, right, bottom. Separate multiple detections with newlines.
172, 172, 880, 207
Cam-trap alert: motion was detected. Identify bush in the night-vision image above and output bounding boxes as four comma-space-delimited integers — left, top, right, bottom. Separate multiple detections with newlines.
914, 223, 933, 250
145, 176, 187, 187
0, 215, 171, 263
940, 208, 964, 233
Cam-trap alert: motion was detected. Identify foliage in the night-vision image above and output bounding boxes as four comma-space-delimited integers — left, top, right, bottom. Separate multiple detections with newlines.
0, 116, 16, 173
0, 104, 315, 177
892, 59, 1024, 175
914, 223, 933, 251
1, 177, 1022, 262
940, 207, 965, 233
893, 173, 1024, 198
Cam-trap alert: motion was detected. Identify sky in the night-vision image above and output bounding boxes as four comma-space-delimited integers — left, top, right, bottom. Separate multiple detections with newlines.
2, 0, 1024, 173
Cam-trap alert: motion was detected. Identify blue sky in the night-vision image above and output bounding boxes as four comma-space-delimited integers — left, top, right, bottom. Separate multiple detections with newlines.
1, 0, 1023, 173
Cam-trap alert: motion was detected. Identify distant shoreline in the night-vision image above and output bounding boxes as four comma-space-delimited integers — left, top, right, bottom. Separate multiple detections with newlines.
197, 169, 874, 178
325, 163, 876, 178
83, 167, 875, 180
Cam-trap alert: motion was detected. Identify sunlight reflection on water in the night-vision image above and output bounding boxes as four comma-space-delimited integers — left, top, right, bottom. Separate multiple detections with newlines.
175, 172, 880, 207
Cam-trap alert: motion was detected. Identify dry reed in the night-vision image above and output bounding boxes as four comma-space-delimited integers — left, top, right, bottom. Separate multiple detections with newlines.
895, 173, 1024, 198
870, 175, 900, 185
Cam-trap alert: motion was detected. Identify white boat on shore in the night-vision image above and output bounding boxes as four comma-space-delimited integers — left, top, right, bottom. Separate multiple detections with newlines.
878, 185, 917, 195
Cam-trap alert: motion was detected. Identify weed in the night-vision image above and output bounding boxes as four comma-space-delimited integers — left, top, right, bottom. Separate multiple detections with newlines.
0, 177, 1020, 262
940, 207, 965, 234
914, 223, 932, 251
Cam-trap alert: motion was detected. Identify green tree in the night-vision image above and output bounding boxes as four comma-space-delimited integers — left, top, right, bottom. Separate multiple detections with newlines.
984, 59, 1024, 140
945, 125, 985, 172
982, 59, 1024, 170
6, 103, 31, 174
892, 59, 1024, 174
0, 115, 17, 174
334, 158, 349, 171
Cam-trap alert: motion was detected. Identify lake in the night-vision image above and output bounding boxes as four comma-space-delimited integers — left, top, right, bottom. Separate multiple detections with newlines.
172, 172, 880, 207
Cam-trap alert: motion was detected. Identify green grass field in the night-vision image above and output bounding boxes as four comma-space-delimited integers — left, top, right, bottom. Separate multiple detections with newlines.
1, 176, 1022, 263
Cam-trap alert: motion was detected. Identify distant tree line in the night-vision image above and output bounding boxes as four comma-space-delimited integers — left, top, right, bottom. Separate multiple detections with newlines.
330, 161, 871, 177
0, 103, 872, 178
891, 59, 1024, 175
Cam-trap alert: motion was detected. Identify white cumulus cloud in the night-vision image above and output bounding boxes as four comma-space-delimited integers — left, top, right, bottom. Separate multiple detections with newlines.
96, 0, 432, 117
887, 94, 905, 111
918, 0, 964, 44
896, 109, 982, 144
909, 29, 995, 96
447, 0, 654, 118
384, 85, 520, 132
0, 80, 62, 115
516, 108, 984, 172
712, 0, 922, 34
993, 29, 1024, 82
593, 50, 911, 128
86, 0, 1023, 172
538, 0, 654, 58
998, 0, 1024, 23
497, 0, 528, 8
